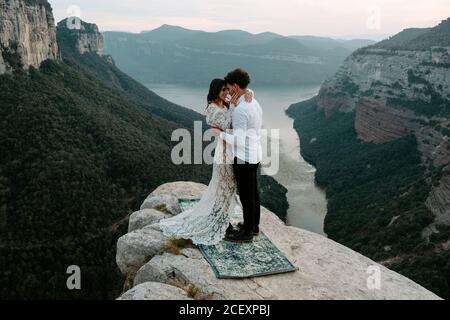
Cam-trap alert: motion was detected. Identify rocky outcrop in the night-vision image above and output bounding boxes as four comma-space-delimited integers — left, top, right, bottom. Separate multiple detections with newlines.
0, 0, 59, 73
116, 182, 441, 300
73, 23, 104, 55
128, 209, 170, 233
57, 18, 105, 55
118, 282, 192, 300
116, 225, 169, 277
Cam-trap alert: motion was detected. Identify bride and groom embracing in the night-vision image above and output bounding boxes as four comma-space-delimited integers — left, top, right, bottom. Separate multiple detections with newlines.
159, 68, 263, 245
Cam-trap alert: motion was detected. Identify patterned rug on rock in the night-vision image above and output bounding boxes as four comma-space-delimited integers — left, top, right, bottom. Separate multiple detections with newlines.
179, 198, 299, 279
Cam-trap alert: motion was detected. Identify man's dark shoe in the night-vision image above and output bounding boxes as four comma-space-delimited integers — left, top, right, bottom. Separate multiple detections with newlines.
236, 222, 260, 236
225, 230, 254, 243
225, 223, 238, 236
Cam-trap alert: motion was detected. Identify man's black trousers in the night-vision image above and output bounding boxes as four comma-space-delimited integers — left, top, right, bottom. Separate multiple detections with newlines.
233, 157, 261, 232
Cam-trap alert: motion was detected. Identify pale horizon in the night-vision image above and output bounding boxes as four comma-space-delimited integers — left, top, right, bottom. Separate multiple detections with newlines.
49, 0, 449, 40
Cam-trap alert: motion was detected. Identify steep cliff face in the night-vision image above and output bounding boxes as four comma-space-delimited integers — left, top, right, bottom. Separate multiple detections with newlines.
427, 174, 450, 225
354, 97, 418, 143
0, 0, 59, 73
115, 182, 441, 300
57, 18, 105, 55
316, 18, 450, 228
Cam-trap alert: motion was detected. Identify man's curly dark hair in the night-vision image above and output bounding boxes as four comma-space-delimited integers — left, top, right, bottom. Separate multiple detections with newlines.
224, 68, 251, 89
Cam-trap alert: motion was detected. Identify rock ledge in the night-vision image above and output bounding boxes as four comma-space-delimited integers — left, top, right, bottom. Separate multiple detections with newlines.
116, 182, 441, 300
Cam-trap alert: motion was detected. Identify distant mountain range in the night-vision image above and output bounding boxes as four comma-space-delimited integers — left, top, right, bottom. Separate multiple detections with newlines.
103, 25, 375, 86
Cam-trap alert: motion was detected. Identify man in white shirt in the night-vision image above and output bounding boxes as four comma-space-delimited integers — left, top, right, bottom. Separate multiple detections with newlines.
213, 68, 263, 242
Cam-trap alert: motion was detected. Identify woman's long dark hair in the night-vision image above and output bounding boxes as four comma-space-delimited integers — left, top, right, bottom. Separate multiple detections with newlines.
207, 78, 229, 109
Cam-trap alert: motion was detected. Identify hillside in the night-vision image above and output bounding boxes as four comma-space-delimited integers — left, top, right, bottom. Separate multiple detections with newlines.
0, 54, 211, 300
56, 20, 203, 129
0, 31, 212, 300
289, 35, 374, 52
0, 1, 288, 299
103, 25, 374, 86
370, 17, 450, 50
408, 17, 450, 49
371, 28, 430, 49
287, 17, 450, 298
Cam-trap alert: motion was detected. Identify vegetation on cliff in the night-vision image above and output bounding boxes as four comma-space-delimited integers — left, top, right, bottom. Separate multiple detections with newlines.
0, 20, 288, 299
287, 97, 449, 299
0, 56, 215, 298
371, 17, 450, 50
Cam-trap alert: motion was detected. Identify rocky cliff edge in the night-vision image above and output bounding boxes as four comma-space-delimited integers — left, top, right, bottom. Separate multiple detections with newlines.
115, 182, 441, 300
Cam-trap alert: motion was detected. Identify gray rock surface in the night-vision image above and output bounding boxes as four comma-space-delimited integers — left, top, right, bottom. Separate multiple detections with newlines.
128, 209, 171, 233
116, 182, 442, 300
116, 225, 169, 276
57, 18, 105, 55
0, 0, 59, 73
74, 23, 104, 55
0, 54, 5, 74
118, 282, 192, 300
140, 193, 182, 215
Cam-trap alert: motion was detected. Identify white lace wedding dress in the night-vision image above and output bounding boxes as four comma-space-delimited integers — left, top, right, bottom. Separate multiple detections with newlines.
159, 103, 238, 245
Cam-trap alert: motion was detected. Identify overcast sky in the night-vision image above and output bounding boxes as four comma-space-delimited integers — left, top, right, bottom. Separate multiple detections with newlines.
49, 0, 449, 39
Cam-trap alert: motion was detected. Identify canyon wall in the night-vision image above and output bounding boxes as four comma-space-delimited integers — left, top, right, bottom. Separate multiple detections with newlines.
0, 0, 59, 73
316, 34, 450, 229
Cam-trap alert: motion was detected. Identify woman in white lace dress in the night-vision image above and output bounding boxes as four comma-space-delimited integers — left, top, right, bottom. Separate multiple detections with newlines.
159, 79, 253, 245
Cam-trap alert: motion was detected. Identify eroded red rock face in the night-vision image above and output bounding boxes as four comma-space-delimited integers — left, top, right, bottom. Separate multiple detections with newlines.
426, 173, 450, 225
318, 96, 355, 116
355, 98, 417, 143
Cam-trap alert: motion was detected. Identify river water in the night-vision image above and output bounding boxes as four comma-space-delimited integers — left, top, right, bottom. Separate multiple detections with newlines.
147, 83, 328, 236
